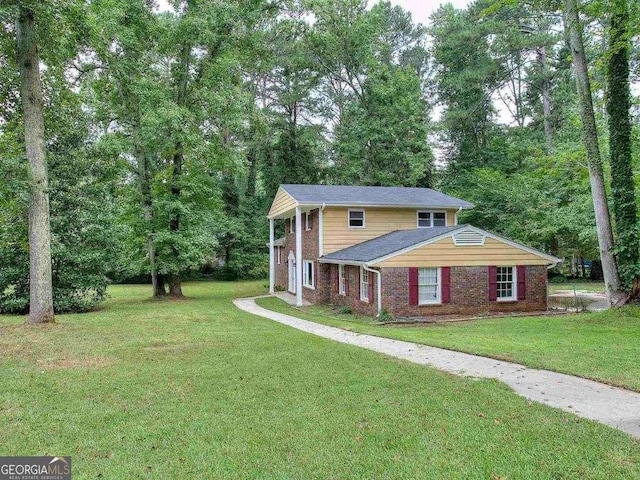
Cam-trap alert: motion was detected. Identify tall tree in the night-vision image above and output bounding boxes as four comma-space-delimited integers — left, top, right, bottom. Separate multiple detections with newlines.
15, 5, 54, 323
564, 0, 625, 305
606, 0, 639, 294
88, 0, 167, 297
333, 63, 432, 186
430, 3, 501, 177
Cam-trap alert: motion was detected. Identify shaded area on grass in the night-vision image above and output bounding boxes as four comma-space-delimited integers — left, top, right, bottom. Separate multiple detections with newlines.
256, 296, 640, 392
1, 282, 639, 479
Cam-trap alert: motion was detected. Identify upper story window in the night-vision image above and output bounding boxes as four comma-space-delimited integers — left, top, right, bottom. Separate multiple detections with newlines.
497, 266, 516, 301
348, 209, 365, 228
305, 211, 312, 231
417, 211, 446, 228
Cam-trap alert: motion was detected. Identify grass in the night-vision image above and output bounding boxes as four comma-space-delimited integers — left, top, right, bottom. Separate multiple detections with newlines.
256, 297, 640, 392
549, 281, 605, 294
1, 282, 639, 479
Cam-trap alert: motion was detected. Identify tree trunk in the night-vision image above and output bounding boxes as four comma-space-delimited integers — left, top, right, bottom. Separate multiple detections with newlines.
134, 134, 166, 298
169, 274, 183, 298
166, 18, 192, 300
16, 7, 54, 324
606, 0, 639, 296
537, 45, 554, 152
155, 273, 167, 298
564, 0, 626, 306
169, 144, 184, 299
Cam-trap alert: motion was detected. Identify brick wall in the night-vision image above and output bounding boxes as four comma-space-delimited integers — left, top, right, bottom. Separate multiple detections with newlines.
273, 209, 330, 303
381, 265, 548, 317
274, 246, 287, 291
327, 265, 378, 316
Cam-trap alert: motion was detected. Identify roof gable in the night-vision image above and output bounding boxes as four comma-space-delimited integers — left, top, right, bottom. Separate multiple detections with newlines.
268, 187, 298, 218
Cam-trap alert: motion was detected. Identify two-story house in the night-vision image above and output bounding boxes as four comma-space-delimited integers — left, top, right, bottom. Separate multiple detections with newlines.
267, 184, 560, 317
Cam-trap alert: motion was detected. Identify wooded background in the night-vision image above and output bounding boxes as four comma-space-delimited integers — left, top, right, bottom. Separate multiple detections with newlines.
1, 0, 638, 317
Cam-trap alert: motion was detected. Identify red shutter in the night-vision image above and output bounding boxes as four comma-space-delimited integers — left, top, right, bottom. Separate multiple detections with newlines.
441, 267, 451, 304
356, 267, 361, 300
489, 266, 497, 301
517, 265, 526, 300
409, 267, 419, 305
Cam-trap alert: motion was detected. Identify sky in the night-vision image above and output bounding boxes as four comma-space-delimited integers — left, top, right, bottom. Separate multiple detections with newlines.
156, 1, 472, 25
385, 0, 470, 25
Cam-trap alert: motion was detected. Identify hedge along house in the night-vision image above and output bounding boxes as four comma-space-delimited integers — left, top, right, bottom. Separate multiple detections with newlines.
267, 184, 561, 317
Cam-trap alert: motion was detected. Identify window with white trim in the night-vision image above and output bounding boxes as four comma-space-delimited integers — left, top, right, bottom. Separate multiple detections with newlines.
417, 211, 447, 228
338, 264, 346, 295
348, 209, 365, 228
418, 268, 441, 304
305, 212, 312, 231
360, 267, 369, 301
276, 247, 281, 264
497, 266, 516, 301
289, 217, 295, 234
303, 260, 315, 289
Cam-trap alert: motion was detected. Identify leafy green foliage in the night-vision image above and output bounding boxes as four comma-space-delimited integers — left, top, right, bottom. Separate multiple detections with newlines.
333, 63, 433, 186
606, 0, 639, 290
0, 103, 118, 314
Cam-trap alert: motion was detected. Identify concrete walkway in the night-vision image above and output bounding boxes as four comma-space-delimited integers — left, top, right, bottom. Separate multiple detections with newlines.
234, 296, 640, 438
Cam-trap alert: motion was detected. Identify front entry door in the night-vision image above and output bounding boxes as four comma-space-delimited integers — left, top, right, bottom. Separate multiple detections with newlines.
288, 251, 296, 294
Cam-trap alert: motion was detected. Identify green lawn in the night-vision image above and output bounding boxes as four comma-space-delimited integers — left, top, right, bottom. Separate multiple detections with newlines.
1, 282, 639, 478
256, 297, 640, 392
549, 281, 605, 294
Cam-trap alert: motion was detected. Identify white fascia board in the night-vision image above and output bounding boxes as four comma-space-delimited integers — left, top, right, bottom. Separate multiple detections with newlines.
318, 258, 367, 266
297, 203, 473, 210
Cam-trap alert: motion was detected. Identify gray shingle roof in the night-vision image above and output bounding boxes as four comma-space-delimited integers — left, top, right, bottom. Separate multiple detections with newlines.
281, 184, 474, 208
321, 226, 464, 263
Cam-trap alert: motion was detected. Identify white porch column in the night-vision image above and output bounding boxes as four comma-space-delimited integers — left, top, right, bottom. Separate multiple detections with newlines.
295, 206, 303, 306
269, 217, 275, 294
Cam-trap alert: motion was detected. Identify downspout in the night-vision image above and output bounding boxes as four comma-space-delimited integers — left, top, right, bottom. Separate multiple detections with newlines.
318, 203, 326, 257
363, 265, 382, 317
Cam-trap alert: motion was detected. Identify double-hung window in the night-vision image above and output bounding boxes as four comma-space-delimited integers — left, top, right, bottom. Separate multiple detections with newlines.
348, 209, 365, 228
338, 264, 346, 295
360, 267, 369, 301
417, 211, 446, 228
289, 217, 295, 234
305, 212, 312, 231
418, 268, 441, 304
496, 266, 516, 301
276, 247, 281, 265
303, 260, 314, 289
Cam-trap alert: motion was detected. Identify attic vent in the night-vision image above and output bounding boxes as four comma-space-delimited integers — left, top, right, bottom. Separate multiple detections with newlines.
453, 231, 485, 246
